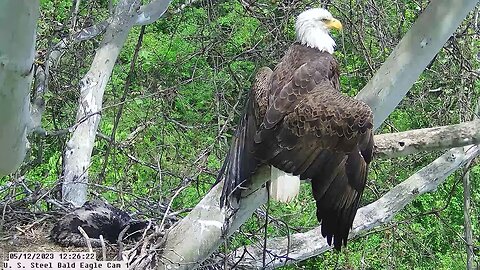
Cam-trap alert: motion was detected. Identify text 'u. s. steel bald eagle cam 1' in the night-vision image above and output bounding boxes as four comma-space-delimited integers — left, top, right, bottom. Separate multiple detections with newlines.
216, 7, 374, 250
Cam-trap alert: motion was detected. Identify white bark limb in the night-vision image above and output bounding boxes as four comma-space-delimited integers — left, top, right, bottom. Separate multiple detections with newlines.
356, 0, 479, 129
0, 0, 39, 175
156, 1, 478, 269
157, 166, 269, 270
374, 120, 480, 158
231, 145, 480, 269
62, 0, 142, 206
136, 0, 172, 25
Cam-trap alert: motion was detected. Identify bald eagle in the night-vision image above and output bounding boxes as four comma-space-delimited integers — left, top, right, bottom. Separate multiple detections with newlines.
217, 8, 374, 250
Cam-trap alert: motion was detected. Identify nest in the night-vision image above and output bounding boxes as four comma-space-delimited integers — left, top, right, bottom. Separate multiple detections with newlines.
0, 178, 226, 269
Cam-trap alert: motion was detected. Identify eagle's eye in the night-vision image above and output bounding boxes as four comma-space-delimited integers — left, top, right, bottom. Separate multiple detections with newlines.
320, 18, 329, 22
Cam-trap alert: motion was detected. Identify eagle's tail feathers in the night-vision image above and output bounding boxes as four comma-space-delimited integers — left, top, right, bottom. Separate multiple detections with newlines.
314, 150, 368, 250
219, 135, 241, 207
269, 166, 300, 203
219, 114, 252, 208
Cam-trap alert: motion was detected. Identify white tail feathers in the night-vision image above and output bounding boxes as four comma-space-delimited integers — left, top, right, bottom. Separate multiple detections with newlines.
269, 166, 301, 203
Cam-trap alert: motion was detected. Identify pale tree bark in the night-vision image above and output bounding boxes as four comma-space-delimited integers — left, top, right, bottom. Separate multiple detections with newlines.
156, 1, 478, 269
153, 167, 270, 270
374, 120, 480, 159
355, 0, 478, 128
230, 145, 480, 269
32, 20, 110, 139
61, 0, 172, 207
0, 0, 39, 175
136, 0, 171, 25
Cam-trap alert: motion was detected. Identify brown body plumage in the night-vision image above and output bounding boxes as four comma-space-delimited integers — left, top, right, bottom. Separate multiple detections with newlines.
218, 9, 374, 250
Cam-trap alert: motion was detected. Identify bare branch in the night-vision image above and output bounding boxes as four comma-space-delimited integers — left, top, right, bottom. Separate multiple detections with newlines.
136, 0, 172, 25
374, 120, 480, 158
99, 25, 146, 181
47, 20, 109, 73
62, 0, 143, 206
356, 0, 479, 129
463, 161, 475, 270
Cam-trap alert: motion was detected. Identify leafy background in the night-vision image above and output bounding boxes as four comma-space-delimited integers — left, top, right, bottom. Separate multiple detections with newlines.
2, 0, 480, 268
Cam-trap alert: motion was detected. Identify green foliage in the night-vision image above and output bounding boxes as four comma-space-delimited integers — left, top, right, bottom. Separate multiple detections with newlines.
9, 0, 479, 269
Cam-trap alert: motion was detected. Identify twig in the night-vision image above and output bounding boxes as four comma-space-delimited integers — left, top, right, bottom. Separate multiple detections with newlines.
117, 224, 131, 259
77, 226, 93, 252
22, 216, 50, 232
100, 235, 107, 261
159, 185, 189, 230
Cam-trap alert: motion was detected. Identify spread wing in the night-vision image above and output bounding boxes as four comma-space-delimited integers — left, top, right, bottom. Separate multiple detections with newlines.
256, 81, 374, 250
218, 67, 272, 207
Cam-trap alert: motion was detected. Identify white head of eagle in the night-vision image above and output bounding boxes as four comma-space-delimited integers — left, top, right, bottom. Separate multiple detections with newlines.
295, 8, 343, 54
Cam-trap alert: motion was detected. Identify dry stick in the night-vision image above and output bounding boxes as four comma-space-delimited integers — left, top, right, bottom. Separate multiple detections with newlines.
117, 224, 131, 260
23, 216, 49, 232
129, 233, 156, 269
99, 25, 146, 181
126, 221, 153, 265
159, 185, 189, 230
99, 235, 107, 261
156, 155, 163, 200
77, 226, 93, 253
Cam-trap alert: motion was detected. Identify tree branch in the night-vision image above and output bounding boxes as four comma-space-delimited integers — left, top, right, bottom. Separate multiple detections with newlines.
374, 120, 480, 158
61, 0, 143, 206
136, 0, 172, 25
356, 0, 479, 129
462, 161, 475, 270
156, 166, 270, 270
99, 26, 146, 181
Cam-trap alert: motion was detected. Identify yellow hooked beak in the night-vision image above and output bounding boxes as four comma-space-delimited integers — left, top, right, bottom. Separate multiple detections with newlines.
325, 18, 343, 31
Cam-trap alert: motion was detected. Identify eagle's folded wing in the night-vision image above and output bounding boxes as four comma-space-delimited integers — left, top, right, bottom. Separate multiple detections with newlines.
255, 83, 374, 249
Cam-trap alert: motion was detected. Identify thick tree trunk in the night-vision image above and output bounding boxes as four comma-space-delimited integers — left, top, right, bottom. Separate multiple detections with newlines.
157, 166, 270, 270
61, 0, 142, 206
356, 0, 479, 128
61, 0, 172, 206
0, 0, 39, 175
156, 1, 478, 269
